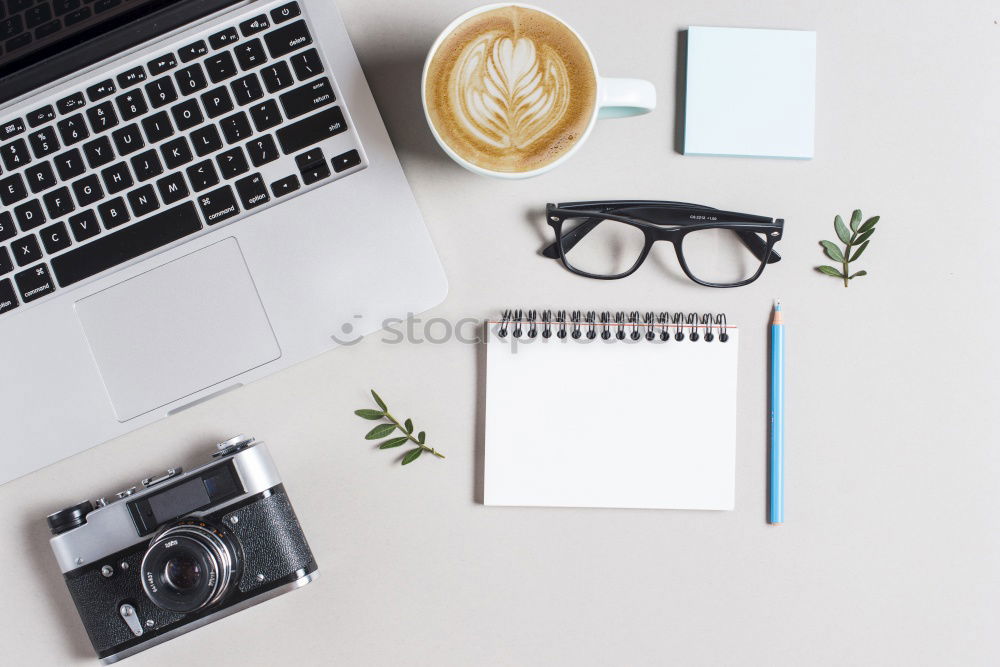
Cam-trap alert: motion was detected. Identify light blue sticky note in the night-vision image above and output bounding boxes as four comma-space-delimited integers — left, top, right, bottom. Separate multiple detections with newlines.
684, 26, 816, 159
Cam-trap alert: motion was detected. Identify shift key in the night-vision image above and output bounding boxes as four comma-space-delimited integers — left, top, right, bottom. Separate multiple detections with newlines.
279, 77, 335, 119
276, 106, 347, 154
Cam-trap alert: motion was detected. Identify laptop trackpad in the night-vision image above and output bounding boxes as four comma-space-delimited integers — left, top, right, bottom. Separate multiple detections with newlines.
76, 238, 281, 422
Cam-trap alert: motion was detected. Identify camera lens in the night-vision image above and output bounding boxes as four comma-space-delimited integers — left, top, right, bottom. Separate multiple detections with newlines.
141, 522, 241, 613
163, 554, 202, 592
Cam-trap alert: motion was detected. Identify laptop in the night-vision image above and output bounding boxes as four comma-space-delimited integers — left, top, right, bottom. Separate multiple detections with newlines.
0, 0, 448, 484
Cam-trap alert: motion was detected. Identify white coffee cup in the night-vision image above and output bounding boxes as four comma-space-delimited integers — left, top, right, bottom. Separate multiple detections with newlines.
421, 3, 656, 179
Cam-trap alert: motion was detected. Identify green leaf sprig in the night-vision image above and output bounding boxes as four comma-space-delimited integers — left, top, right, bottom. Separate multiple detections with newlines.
355, 389, 444, 465
817, 209, 880, 287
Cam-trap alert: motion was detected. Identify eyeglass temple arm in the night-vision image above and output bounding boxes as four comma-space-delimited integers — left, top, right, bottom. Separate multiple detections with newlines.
542, 215, 782, 263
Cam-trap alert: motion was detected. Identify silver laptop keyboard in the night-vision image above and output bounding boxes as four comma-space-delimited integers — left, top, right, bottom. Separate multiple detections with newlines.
0, 0, 366, 316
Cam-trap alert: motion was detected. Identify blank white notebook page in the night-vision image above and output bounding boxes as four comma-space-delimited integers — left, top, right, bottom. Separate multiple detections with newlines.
484, 330, 739, 510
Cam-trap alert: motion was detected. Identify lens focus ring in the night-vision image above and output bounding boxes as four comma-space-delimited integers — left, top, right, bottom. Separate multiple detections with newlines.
141, 522, 240, 613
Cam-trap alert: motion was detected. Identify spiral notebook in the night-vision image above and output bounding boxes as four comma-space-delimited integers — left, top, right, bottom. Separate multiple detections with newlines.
484, 309, 739, 510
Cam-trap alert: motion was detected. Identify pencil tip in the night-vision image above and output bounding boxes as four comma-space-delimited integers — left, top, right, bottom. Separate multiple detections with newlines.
774, 299, 782, 311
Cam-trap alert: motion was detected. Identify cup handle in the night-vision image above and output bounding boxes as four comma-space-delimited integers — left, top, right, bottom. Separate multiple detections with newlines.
597, 78, 657, 119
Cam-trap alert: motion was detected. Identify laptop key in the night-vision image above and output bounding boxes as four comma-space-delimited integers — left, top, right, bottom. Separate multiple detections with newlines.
65, 6, 91, 25
191, 125, 222, 156
161, 136, 194, 169
276, 106, 346, 154
235, 38, 266, 70
15, 200, 45, 231
98, 197, 130, 229
68, 209, 100, 242
57, 113, 89, 146
186, 160, 220, 191
156, 172, 189, 204
40, 222, 72, 254
216, 146, 249, 179
56, 92, 85, 114
1, 138, 31, 170
26, 4, 53, 28
14, 263, 56, 302
209, 27, 239, 50
27, 106, 56, 127
206, 52, 237, 83
175, 64, 208, 95
291, 48, 323, 81
55, 148, 86, 180
239, 15, 270, 37
178, 40, 208, 62
261, 61, 293, 93
231, 73, 264, 105
36, 19, 62, 38
1, 117, 26, 140
130, 149, 163, 181
197, 185, 240, 225
112, 123, 144, 155
43, 186, 75, 218
141, 110, 174, 143
28, 127, 60, 158
171, 99, 204, 131
145, 77, 178, 108
270, 174, 299, 197
0, 279, 17, 315
127, 184, 159, 217
264, 20, 312, 59
72, 174, 104, 206
234, 173, 269, 210
246, 134, 278, 166
116, 90, 148, 121
116, 66, 146, 89
13, 234, 42, 266
0, 248, 12, 275
101, 161, 133, 194
51, 201, 202, 287
201, 87, 234, 118
1, 173, 28, 205
86, 79, 116, 102
279, 77, 334, 119
86, 101, 119, 133
331, 148, 361, 172
148, 54, 178, 76
270, 2, 300, 25
220, 111, 251, 143
249, 99, 281, 132
82, 136, 114, 170
0, 212, 15, 242
25, 161, 56, 194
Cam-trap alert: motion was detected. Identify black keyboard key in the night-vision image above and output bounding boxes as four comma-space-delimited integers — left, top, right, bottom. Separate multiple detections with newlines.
1, 117, 26, 140
0, 16, 23, 41
270, 2, 300, 25
170, 99, 204, 132
52, 201, 202, 287
276, 106, 346, 154
43, 186, 75, 219
201, 87, 234, 118
248, 99, 281, 132
231, 73, 264, 105
265, 20, 311, 59
86, 101, 119, 133
209, 26, 238, 49
127, 184, 159, 217
5, 33, 31, 53
145, 77, 178, 108
234, 172, 269, 210
116, 66, 146, 89
246, 134, 278, 166
54, 148, 85, 180
98, 196, 130, 229
0, 279, 17, 314
56, 92, 86, 115
291, 48, 323, 81
28, 126, 60, 158
27, 106, 56, 127
65, 6, 91, 25
0, 211, 15, 242
191, 125, 222, 156
161, 136, 193, 169
68, 209, 100, 242
57, 113, 89, 146
156, 172, 188, 204
0, 174, 27, 205
130, 149, 162, 181
141, 110, 174, 143
94, 0, 121, 12
220, 111, 251, 144
25, 161, 56, 193
13, 234, 42, 265
14, 199, 45, 231
206, 51, 237, 83
86, 79, 116, 102
270, 174, 299, 197
26, 4, 53, 28
111, 123, 144, 155
239, 15, 270, 37
279, 77, 334, 119
35, 18, 62, 38
14, 263, 55, 302
100, 161, 133, 194
175, 63, 208, 95
235, 38, 266, 70
197, 184, 239, 225
82, 135, 113, 168
148, 53, 178, 76
261, 61, 293, 93
0, 248, 11, 275
295, 147, 329, 185
40, 221, 72, 254
178, 40, 207, 62
216, 146, 249, 179
186, 159, 219, 191
72, 174, 103, 206
53, 0, 80, 15
1, 138, 31, 170
116, 90, 148, 121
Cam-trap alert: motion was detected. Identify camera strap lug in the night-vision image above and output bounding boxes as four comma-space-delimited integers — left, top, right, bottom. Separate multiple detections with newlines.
119, 604, 144, 637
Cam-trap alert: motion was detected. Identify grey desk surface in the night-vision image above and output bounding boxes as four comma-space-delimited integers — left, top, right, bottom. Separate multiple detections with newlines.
3, 1, 998, 665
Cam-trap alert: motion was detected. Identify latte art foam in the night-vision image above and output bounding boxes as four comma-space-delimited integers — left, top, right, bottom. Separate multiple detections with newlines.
425, 6, 597, 173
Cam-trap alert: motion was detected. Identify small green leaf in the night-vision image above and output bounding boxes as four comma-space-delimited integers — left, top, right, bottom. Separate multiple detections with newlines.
365, 423, 397, 440
850, 240, 870, 262
816, 265, 845, 278
858, 216, 880, 234
378, 437, 409, 449
354, 409, 385, 420
417, 431, 426, 444
404, 418, 413, 434
820, 240, 844, 262
854, 229, 875, 246
370, 389, 387, 411
834, 215, 851, 244
849, 270, 868, 279
401, 448, 422, 465
850, 210, 863, 232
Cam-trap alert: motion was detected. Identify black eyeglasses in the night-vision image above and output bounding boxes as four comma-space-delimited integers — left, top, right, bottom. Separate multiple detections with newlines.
542, 200, 784, 287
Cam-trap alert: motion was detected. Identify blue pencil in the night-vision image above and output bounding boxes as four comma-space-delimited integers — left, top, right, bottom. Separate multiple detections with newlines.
769, 300, 785, 525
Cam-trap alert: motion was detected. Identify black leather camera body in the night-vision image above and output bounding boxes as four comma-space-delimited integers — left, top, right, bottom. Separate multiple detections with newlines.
47, 436, 318, 664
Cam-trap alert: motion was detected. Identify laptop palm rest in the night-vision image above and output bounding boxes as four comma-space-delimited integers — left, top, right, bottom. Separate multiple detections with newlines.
75, 238, 281, 422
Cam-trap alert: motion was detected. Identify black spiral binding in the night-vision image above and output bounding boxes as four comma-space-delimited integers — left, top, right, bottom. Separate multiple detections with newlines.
497, 310, 730, 341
